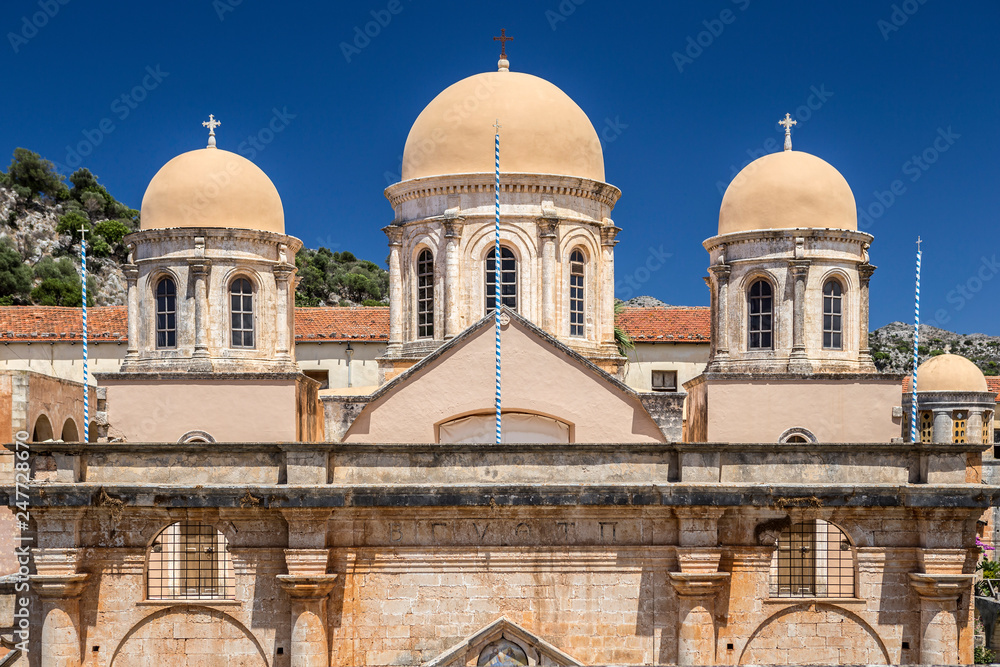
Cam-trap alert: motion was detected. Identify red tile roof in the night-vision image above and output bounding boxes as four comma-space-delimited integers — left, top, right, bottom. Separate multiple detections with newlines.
0, 305, 710, 344
615, 307, 711, 342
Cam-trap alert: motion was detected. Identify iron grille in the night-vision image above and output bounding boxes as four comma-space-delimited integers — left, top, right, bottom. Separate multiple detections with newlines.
147, 522, 235, 600
769, 520, 855, 598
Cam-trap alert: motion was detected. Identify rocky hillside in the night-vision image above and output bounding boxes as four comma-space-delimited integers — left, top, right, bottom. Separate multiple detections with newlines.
870, 321, 1000, 376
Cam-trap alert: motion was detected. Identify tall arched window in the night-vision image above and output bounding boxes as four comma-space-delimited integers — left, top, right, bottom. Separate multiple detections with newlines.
230, 277, 255, 348
155, 277, 176, 349
147, 522, 235, 600
823, 280, 843, 350
748, 279, 773, 350
569, 250, 585, 337
769, 520, 855, 598
485, 247, 517, 314
416, 249, 434, 339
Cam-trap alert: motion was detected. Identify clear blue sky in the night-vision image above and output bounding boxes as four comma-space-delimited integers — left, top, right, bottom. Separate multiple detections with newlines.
2, 0, 997, 334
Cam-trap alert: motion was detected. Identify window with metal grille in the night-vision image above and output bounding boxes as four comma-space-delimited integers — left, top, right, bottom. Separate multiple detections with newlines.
416, 249, 434, 338
769, 520, 855, 598
155, 277, 176, 349
230, 277, 254, 348
569, 250, 585, 337
147, 522, 235, 600
748, 279, 773, 350
822, 280, 843, 350
485, 247, 517, 314
953, 411, 967, 443
651, 370, 677, 392
919, 411, 933, 443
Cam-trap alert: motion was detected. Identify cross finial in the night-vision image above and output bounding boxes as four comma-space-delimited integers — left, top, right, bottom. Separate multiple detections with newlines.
78, 225, 87, 243
202, 114, 221, 149
779, 113, 797, 151
493, 119, 502, 135
494, 28, 513, 71
917, 236, 922, 251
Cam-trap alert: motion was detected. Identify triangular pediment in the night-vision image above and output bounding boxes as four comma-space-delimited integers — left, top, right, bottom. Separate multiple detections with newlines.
423, 616, 585, 667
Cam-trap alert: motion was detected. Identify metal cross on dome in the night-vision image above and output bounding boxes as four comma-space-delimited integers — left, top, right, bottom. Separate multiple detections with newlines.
779, 113, 797, 151
493, 29, 513, 59
202, 114, 221, 148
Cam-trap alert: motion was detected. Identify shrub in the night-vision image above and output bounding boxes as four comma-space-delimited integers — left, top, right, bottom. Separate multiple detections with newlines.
4, 148, 67, 201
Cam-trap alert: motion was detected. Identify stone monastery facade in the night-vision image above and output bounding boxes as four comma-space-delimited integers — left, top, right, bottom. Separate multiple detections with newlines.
0, 50, 998, 667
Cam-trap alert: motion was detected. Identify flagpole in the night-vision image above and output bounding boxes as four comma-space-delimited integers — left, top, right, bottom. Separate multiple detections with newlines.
494, 119, 502, 445
79, 226, 89, 443
910, 237, 921, 443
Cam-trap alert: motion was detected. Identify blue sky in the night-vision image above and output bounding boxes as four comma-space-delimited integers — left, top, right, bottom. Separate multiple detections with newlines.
2, 0, 997, 334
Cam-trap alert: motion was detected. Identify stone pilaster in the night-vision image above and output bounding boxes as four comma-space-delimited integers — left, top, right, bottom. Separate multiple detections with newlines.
538, 217, 558, 334
787, 259, 812, 374
384, 225, 404, 352
187, 257, 213, 372
909, 573, 972, 665
669, 548, 729, 666
273, 262, 296, 363
600, 224, 621, 346
442, 217, 464, 340
31, 548, 88, 667
707, 264, 731, 369
122, 263, 139, 368
858, 263, 876, 368
278, 548, 338, 667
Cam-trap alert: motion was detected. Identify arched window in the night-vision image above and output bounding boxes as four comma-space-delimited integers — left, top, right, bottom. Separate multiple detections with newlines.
147, 522, 235, 600
155, 277, 176, 349
748, 279, 773, 350
230, 277, 255, 348
569, 250, 585, 337
769, 520, 855, 598
416, 249, 434, 339
823, 280, 843, 350
485, 247, 517, 314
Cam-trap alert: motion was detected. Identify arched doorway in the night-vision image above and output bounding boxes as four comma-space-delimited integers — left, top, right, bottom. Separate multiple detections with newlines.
32, 414, 53, 442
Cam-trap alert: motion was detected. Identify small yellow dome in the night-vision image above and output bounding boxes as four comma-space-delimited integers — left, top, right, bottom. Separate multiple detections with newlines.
141, 148, 284, 233
917, 354, 989, 393
401, 70, 604, 182
718, 150, 857, 236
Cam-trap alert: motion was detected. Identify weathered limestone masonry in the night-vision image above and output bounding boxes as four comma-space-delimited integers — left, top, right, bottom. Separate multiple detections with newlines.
8, 439, 996, 666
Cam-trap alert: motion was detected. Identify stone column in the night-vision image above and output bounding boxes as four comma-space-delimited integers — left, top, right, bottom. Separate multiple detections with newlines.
273, 262, 296, 364
932, 408, 953, 443
600, 224, 621, 346
787, 259, 812, 373
31, 549, 88, 667
278, 550, 338, 667
968, 409, 985, 444
384, 225, 404, 351
538, 217, 558, 334
669, 549, 729, 666
858, 263, 876, 367
708, 263, 731, 368
122, 263, 139, 367
909, 573, 972, 665
442, 218, 464, 340
187, 258, 212, 372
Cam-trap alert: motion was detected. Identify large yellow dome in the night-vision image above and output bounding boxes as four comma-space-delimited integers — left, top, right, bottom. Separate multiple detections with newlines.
718, 150, 856, 236
140, 147, 284, 233
917, 354, 989, 393
401, 70, 605, 182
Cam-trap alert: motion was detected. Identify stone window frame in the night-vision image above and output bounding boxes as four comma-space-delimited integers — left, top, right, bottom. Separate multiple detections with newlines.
651, 369, 678, 392
746, 275, 776, 351
778, 427, 818, 444
953, 410, 968, 444
178, 430, 217, 444
821, 278, 844, 350
145, 521, 236, 602
919, 410, 934, 443
568, 247, 586, 337
228, 274, 257, 349
415, 247, 435, 339
768, 519, 858, 599
154, 274, 178, 349
484, 245, 519, 314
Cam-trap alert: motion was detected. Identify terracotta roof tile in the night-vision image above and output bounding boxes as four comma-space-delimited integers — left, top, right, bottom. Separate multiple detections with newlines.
615, 307, 711, 342
0, 305, 712, 345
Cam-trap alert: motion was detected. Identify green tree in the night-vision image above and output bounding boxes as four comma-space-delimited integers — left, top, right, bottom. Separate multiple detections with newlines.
5, 148, 68, 201
56, 211, 92, 242
93, 219, 131, 245
0, 238, 32, 304
30, 256, 94, 306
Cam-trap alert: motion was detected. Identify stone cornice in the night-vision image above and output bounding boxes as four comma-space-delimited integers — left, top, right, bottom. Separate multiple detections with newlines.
384, 172, 622, 209
125, 227, 303, 253
703, 228, 874, 251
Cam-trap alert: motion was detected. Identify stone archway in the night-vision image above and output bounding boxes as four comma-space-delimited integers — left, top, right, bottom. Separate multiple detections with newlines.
111, 606, 267, 667
61, 418, 79, 442
32, 414, 53, 442
739, 604, 889, 665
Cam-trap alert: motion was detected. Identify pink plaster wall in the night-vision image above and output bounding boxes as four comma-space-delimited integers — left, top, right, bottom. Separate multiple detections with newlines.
703, 378, 902, 442
345, 321, 666, 443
